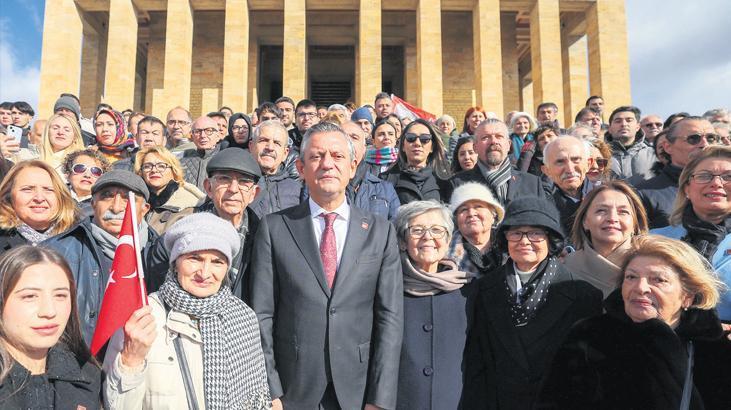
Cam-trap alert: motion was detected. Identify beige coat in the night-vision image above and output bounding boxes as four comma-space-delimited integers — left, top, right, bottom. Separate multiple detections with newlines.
562, 238, 633, 298
147, 182, 205, 234
103, 293, 207, 410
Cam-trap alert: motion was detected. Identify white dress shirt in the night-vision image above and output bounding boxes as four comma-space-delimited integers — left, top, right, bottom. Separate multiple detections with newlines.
309, 197, 350, 269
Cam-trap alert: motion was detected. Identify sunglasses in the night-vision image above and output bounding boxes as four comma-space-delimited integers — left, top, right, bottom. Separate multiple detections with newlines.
404, 133, 432, 144
594, 158, 609, 168
71, 163, 103, 177
643, 122, 663, 128
683, 133, 719, 145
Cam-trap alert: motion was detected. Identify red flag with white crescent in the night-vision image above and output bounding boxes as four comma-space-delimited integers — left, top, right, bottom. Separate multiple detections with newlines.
90, 197, 147, 355
391, 94, 437, 122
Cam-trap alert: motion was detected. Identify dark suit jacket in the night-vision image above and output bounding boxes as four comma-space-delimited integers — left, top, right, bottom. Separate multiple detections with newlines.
462, 262, 602, 410
250, 201, 404, 410
451, 165, 548, 207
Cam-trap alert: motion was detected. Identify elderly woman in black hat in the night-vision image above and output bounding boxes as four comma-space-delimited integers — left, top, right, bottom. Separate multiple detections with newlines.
103, 212, 271, 409
462, 196, 603, 410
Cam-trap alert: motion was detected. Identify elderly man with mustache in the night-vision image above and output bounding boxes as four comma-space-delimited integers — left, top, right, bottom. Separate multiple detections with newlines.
249, 120, 304, 218
44, 170, 158, 346
541, 135, 594, 239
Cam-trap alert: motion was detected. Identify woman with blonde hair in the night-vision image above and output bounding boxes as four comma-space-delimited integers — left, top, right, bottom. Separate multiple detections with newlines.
538, 235, 730, 410
40, 113, 86, 179
564, 181, 649, 297
134, 146, 204, 234
652, 145, 731, 321
509, 112, 538, 164
0, 160, 79, 249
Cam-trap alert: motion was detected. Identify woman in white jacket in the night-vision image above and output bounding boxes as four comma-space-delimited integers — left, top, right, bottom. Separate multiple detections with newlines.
103, 212, 271, 409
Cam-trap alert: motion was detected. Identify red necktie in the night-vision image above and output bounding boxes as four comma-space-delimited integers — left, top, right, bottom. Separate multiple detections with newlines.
319, 213, 338, 288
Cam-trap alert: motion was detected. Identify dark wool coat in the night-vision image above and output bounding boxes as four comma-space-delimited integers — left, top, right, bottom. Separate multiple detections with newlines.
381, 163, 452, 205
462, 262, 602, 410
535, 290, 731, 410
636, 163, 682, 229
0, 228, 29, 252
0, 345, 102, 409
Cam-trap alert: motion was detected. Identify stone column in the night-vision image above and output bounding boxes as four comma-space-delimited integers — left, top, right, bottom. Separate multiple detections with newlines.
501, 12, 520, 113
79, 19, 107, 117
356, 0, 382, 106
561, 34, 589, 126
247, 39, 259, 112
416, 0, 443, 115
529, 0, 563, 116
473, 0, 503, 116
404, 43, 418, 102
38, 0, 84, 118
222, 0, 249, 112
152, 0, 194, 119
587, 0, 631, 111
104, 0, 138, 111
521, 80, 534, 115
283, 0, 307, 101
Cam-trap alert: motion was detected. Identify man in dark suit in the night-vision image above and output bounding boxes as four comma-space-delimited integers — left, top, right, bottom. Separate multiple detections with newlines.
452, 118, 547, 206
250, 122, 404, 409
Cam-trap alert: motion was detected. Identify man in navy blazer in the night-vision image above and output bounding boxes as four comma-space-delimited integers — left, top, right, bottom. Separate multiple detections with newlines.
250, 122, 404, 409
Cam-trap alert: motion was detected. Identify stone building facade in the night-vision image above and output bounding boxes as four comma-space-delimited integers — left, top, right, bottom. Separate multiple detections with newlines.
38, 0, 630, 125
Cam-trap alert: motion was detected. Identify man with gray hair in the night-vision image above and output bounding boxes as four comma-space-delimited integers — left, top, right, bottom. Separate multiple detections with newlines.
44, 170, 159, 345
640, 114, 664, 143
250, 121, 403, 409
452, 118, 546, 207
180, 115, 222, 190
703, 108, 729, 125
541, 135, 593, 236
248, 120, 303, 217
328, 104, 351, 123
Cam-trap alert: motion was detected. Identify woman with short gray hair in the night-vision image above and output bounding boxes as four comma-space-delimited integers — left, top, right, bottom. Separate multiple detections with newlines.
394, 200, 475, 409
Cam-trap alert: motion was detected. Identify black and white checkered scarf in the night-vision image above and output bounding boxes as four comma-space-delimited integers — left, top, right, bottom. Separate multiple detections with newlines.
478, 158, 512, 205
158, 271, 271, 409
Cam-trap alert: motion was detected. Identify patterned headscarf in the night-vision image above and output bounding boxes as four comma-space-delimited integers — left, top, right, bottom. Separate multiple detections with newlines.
94, 109, 134, 154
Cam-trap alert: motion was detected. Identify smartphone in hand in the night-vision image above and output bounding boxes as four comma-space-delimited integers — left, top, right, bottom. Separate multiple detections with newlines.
6, 125, 23, 144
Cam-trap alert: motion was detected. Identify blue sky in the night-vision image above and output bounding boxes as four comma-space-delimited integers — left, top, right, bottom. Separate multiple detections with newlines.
0, 0, 729, 119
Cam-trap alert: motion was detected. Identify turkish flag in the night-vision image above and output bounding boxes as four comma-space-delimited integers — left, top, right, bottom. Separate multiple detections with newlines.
90, 198, 148, 355
391, 94, 437, 122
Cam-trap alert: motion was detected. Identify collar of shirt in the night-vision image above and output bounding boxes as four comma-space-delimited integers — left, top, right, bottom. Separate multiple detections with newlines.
308, 197, 350, 222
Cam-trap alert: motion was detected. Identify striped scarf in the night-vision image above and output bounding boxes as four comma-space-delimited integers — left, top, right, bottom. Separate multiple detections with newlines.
478, 159, 512, 205
364, 146, 399, 166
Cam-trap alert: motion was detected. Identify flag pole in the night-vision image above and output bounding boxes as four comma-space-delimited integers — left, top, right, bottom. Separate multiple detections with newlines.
127, 191, 148, 306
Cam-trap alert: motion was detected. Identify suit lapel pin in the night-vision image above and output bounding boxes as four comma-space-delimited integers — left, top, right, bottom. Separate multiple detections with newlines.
361, 219, 369, 230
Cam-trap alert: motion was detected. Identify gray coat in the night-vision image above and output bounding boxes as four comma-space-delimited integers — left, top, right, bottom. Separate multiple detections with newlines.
250, 202, 403, 409
609, 137, 657, 182
180, 145, 220, 190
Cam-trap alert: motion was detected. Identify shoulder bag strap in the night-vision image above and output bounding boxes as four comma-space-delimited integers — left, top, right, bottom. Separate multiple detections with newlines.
679, 340, 694, 410
162, 298, 201, 410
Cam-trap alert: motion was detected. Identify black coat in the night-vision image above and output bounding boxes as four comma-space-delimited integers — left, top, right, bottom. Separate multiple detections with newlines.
397, 279, 477, 409
0, 228, 29, 252
548, 182, 587, 242
536, 290, 731, 410
636, 164, 682, 229
0, 345, 102, 409
462, 262, 602, 410
382, 163, 452, 205
451, 165, 548, 207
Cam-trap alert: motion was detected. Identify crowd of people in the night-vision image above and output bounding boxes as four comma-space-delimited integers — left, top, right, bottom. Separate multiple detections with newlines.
0, 92, 730, 409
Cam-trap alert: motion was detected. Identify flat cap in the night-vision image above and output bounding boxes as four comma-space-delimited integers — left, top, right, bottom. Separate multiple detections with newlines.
91, 170, 150, 201
206, 147, 262, 182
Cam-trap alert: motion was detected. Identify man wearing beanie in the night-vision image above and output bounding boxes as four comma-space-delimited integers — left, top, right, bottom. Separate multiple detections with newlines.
147, 147, 262, 300
44, 170, 159, 346
54, 94, 97, 146
250, 122, 403, 409
351, 106, 374, 134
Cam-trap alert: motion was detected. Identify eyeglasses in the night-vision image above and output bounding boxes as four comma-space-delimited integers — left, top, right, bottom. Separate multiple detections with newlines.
407, 225, 448, 239
689, 172, 731, 184
682, 133, 719, 145
212, 174, 256, 191
643, 122, 663, 128
231, 125, 249, 132
505, 230, 547, 242
192, 127, 217, 136
404, 133, 432, 144
594, 158, 609, 168
166, 120, 190, 127
141, 162, 172, 173
71, 163, 103, 177
297, 112, 318, 119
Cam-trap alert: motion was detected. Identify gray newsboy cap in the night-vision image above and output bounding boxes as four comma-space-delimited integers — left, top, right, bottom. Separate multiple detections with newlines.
206, 147, 262, 182
91, 170, 150, 201
164, 213, 240, 265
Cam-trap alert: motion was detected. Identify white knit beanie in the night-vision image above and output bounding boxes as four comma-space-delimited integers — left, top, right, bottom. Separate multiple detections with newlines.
164, 213, 240, 265
449, 182, 505, 223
